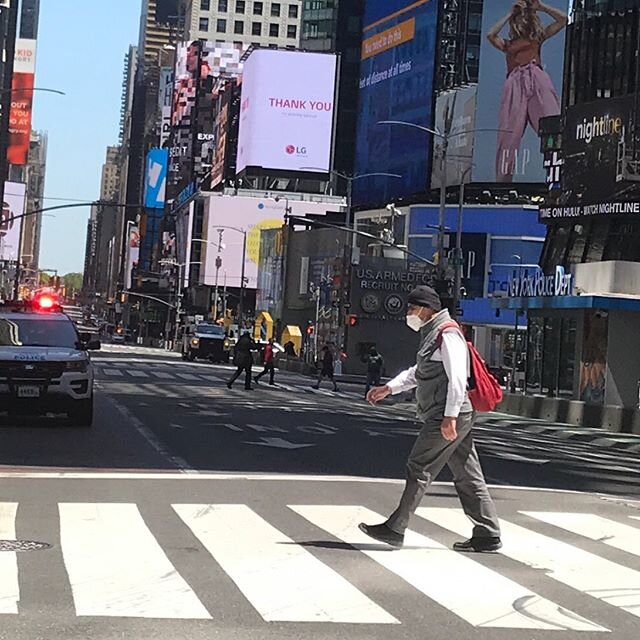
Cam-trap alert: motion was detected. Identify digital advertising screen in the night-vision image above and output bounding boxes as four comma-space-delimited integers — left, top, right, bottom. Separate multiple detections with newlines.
353, 0, 439, 206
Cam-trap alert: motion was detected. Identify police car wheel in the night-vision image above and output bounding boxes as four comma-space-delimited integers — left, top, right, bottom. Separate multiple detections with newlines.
68, 398, 93, 428
187, 351, 196, 362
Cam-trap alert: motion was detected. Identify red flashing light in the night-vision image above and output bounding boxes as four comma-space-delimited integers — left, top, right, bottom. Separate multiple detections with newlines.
32, 292, 60, 312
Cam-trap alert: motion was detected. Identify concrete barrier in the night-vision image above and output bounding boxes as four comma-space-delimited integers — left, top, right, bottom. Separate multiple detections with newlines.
498, 393, 640, 434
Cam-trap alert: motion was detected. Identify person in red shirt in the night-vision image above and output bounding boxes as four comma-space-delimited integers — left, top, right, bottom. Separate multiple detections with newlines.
255, 338, 276, 386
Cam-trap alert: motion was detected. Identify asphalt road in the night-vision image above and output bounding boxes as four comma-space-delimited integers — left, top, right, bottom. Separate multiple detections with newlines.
0, 344, 639, 640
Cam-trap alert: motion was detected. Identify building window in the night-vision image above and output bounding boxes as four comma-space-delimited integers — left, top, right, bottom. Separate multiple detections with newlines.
271, 2, 281, 16
234, 20, 244, 34
199, 17, 210, 31
269, 23, 279, 37
236, 0, 245, 12
252, 21, 262, 35
288, 4, 298, 18
287, 23, 297, 39
218, 0, 228, 10
200, 0, 211, 10
217, 18, 227, 32
254, 1, 263, 15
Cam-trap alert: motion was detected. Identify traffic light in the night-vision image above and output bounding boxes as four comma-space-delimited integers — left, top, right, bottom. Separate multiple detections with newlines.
305, 321, 314, 336
346, 314, 359, 327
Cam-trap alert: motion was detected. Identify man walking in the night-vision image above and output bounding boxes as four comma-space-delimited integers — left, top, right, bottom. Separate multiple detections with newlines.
364, 346, 384, 399
255, 337, 276, 386
227, 332, 255, 390
360, 285, 501, 552
313, 345, 339, 392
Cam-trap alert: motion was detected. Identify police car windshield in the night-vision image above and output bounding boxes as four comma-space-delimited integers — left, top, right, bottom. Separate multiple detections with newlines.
0, 318, 79, 349
196, 324, 224, 335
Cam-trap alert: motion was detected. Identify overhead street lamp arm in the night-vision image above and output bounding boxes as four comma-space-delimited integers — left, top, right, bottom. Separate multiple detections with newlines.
286, 214, 435, 267
377, 120, 443, 138
0, 87, 66, 96
10, 200, 142, 222
123, 291, 177, 310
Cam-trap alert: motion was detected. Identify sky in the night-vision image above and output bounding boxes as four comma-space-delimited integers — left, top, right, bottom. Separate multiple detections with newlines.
31, 0, 141, 275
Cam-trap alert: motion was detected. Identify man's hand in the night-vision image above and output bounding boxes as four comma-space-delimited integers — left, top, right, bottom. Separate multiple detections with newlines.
441, 417, 458, 442
367, 385, 391, 406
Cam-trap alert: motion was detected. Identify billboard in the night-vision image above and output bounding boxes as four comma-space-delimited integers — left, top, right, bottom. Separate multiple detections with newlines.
353, 0, 439, 206
563, 96, 633, 207
431, 85, 477, 189
169, 40, 245, 200
124, 223, 140, 290
0, 182, 26, 262
145, 148, 169, 209
8, 39, 37, 166
472, 1, 568, 183
236, 49, 337, 175
201, 196, 343, 289
159, 66, 174, 147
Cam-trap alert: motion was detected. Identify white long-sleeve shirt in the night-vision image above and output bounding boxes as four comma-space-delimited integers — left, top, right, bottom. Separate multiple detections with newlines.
387, 329, 469, 418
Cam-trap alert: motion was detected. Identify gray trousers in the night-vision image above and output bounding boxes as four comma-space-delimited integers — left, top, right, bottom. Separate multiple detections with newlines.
386, 412, 500, 538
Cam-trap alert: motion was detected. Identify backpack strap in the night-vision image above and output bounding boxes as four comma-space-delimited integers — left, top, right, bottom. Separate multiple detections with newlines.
435, 321, 464, 348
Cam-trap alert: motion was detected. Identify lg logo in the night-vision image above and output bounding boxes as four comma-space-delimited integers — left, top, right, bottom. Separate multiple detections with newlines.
285, 145, 307, 156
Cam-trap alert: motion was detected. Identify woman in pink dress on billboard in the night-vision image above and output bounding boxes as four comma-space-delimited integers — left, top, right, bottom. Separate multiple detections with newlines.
487, 0, 567, 182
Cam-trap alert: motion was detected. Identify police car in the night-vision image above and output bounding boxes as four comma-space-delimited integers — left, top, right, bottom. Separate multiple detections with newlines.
0, 292, 100, 427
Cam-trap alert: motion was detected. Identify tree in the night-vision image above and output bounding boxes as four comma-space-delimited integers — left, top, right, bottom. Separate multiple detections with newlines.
62, 273, 83, 294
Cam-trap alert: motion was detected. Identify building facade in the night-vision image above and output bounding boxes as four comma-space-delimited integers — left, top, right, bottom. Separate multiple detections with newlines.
19, 131, 47, 283
492, 2, 640, 425
300, 0, 363, 180
184, 0, 302, 47
100, 146, 121, 202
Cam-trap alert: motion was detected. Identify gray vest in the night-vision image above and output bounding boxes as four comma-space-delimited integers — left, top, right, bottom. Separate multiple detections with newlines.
414, 309, 472, 423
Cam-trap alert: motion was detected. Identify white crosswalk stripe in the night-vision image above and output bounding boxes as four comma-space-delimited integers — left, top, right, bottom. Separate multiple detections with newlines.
2, 502, 639, 630
0, 503, 19, 614
419, 507, 640, 621
173, 504, 398, 624
59, 503, 210, 619
292, 505, 605, 631
523, 512, 640, 558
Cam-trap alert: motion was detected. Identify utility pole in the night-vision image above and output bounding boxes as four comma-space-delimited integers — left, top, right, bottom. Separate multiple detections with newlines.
0, 0, 19, 295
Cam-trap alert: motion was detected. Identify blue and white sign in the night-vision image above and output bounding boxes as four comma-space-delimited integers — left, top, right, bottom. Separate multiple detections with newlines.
509, 266, 574, 298
144, 148, 169, 209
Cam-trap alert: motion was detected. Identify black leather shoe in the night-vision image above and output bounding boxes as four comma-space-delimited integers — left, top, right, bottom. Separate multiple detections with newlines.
453, 536, 502, 553
358, 522, 404, 548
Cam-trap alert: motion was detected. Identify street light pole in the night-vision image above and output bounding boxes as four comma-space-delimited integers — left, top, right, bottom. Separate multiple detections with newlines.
452, 166, 473, 320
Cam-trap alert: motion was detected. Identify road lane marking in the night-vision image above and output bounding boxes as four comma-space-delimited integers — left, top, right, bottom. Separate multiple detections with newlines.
293, 505, 605, 631
173, 504, 398, 624
420, 507, 640, 621
101, 369, 124, 377
103, 393, 194, 472
151, 371, 175, 380
176, 373, 201, 381
59, 503, 210, 619
524, 512, 640, 558
0, 503, 19, 614
129, 370, 149, 378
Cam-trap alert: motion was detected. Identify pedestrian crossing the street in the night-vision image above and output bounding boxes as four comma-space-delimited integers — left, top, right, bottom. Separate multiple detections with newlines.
93, 360, 366, 401
1, 502, 639, 630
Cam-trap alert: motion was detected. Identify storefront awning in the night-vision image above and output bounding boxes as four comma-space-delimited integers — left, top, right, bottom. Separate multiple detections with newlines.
492, 295, 640, 312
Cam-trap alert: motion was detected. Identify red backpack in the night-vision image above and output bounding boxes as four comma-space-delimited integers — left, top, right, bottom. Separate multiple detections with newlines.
436, 321, 504, 412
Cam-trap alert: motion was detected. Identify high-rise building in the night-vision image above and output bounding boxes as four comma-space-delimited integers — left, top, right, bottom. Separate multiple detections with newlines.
18, 0, 39, 39
139, 0, 180, 65
18, 131, 47, 282
183, 0, 302, 48
100, 146, 121, 202
300, 1, 363, 180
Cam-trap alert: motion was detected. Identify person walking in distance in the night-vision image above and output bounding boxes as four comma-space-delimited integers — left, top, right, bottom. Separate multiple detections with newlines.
360, 286, 501, 551
364, 346, 384, 399
255, 337, 276, 386
313, 345, 339, 392
227, 332, 255, 390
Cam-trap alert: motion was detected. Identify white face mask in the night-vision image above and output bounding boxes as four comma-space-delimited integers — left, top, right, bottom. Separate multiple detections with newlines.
406, 313, 425, 332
